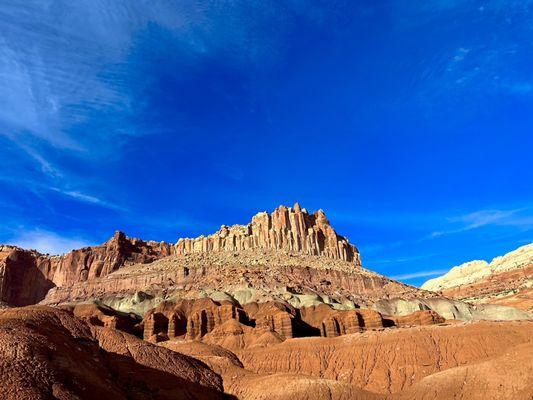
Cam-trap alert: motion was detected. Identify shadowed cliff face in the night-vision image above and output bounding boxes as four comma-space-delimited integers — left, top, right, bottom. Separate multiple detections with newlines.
0, 247, 55, 306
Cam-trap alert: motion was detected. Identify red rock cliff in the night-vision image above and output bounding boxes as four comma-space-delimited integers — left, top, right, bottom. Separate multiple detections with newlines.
0, 233, 173, 306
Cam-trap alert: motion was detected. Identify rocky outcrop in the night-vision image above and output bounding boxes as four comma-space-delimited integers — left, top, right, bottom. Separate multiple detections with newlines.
51, 231, 175, 286
392, 310, 445, 327
318, 309, 384, 337
422, 244, 532, 291
142, 298, 248, 342
175, 203, 360, 263
422, 244, 533, 311
70, 302, 141, 336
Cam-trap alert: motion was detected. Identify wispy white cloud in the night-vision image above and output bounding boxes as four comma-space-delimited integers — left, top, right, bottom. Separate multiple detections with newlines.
451, 209, 518, 227
357, 206, 532, 255
0, 0, 314, 212
8, 229, 92, 255
49, 188, 126, 211
0, 175, 124, 212
0, 1, 302, 155
431, 208, 532, 237
391, 269, 449, 280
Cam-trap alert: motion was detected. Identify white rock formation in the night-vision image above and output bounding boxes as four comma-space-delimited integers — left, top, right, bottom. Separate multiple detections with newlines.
422, 243, 533, 291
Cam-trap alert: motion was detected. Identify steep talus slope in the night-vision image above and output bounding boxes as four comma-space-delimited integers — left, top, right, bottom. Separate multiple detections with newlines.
0, 306, 227, 400
422, 244, 533, 311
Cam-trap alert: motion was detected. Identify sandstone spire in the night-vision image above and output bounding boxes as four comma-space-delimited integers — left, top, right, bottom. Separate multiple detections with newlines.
175, 203, 361, 264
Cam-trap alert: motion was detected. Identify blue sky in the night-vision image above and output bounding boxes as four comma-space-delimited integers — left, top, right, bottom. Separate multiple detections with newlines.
0, 1, 532, 287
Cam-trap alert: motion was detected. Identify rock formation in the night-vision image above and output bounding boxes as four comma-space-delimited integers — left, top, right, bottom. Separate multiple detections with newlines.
50, 230, 175, 286
41, 248, 431, 312
138, 297, 452, 348
392, 310, 445, 327
0, 245, 55, 306
422, 244, 533, 311
372, 297, 532, 321
175, 204, 360, 263
0, 204, 532, 399
70, 302, 141, 336
0, 204, 361, 307
0, 232, 173, 306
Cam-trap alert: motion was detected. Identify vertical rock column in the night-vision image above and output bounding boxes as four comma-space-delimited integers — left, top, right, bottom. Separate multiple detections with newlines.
174, 203, 361, 264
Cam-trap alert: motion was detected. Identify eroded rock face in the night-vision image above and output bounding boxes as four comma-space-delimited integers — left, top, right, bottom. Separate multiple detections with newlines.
139, 298, 449, 348
175, 204, 360, 263
392, 310, 445, 327
372, 297, 532, 321
70, 302, 141, 336
3, 305, 530, 400
396, 341, 533, 400
160, 337, 381, 400
51, 231, 175, 286
157, 316, 532, 400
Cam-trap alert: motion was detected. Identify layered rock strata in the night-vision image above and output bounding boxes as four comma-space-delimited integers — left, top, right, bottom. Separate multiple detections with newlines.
175, 204, 360, 263
41, 249, 429, 311
237, 320, 533, 397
